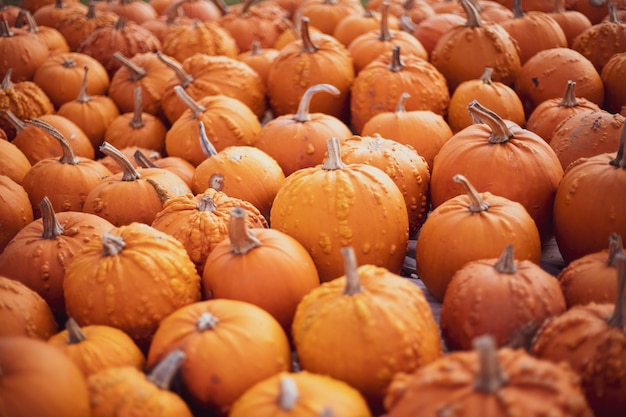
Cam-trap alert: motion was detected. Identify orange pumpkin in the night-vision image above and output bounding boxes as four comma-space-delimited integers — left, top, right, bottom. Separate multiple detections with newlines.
0, 19, 50, 82
601, 51, 626, 114
55, 1, 119, 52
0, 138, 31, 184
13, 9, 70, 56
161, 18, 238, 63
295, 0, 364, 35
103, 0, 158, 24
133, 149, 195, 188
0, 174, 34, 253
332, 8, 400, 48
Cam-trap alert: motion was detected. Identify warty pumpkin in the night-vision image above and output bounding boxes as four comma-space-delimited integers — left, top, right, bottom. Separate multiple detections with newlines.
63, 221, 202, 349
55, 1, 119, 52
0, 175, 34, 253
13, 9, 70, 56
103, 0, 158, 24
0, 19, 50, 82
161, 18, 238, 63
139, 2, 195, 43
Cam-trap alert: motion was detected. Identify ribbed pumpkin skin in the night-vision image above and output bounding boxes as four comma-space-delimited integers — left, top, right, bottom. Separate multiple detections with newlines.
269, 159, 409, 283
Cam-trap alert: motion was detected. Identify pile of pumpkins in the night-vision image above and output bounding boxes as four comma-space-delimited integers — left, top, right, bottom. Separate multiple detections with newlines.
1, 0, 626, 415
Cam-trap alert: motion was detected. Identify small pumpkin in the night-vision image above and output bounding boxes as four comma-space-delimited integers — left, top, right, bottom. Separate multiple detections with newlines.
103, 0, 158, 24
548, 0, 593, 47
0, 138, 31, 184
295, 0, 364, 36
0, 19, 50, 82
161, 18, 238, 63
332, 8, 400, 48
0, 174, 34, 253
601, 51, 626, 114
133, 149, 195, 188
236, 40, 280, 91
402, 11, 465, 56
55, 1, 119, 52
13, 8, 70, 55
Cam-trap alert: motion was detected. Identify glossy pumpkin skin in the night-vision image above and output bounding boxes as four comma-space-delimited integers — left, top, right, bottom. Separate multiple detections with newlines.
0, 175, 34, 252
63, 222, 202, 349
146, 299, 292, 414
0, 337, 91, 417
229, 371, 372, 417
0, 275, 58, 339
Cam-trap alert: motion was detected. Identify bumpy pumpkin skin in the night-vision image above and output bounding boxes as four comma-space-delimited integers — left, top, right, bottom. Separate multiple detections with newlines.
63, 222, 202, 349
0, 174, 34, 252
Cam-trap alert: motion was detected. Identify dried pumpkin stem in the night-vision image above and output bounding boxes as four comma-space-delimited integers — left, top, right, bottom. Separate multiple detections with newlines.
197, 311, 219, 331
399, 13, 416, 32
403, 0, 415, 10
75, 66, 93, 104
293, 84, 340, 123
147, 349, 186, 390
278, 375, 299, 411
300, 17, 318, 53
322, 137, 347, 170
378, 2, 393, 41
174, 85, 206, 119
493, 245, 517, 274
196, 196, 217, 212
460, 0, 482, 28
146, 178, 171, 203
66, 317, 87, 344
134, 150, 158, 168
113, 51, 147, 82
480, 67, 494, 85
62, 58, 78, 69
250, 40, 262, 55
1, 68, 13, 89
86, 1, 97, 19
239, 0, 256, 15
210, 0, 229, 16
99, 142, 142, 181
609, 124, 626, 168
15, 9, 40, 33
3, 110, 27, 134
0, 19, 13, 37
198, 121, 218, 158
511, 0, 524, 18
157, 51, 194, 88
209, 174, 224, 191
342, 247, 363, 296
130, 86, 145, 129
388, 46, 405, 72
228, 207, 262, 255
608, 2, 619, 23
39, 196, 65, 239
608, 253, 626, 328
29, 118, 80, 165
473, 335, 508, 392
102, 233, 126, 256
607, 233, 624, 267
468, 100, 514, 144
453, 174, 489, 213
319, 408, 334, 417
558, 81, 579, 107
114, 16, 127, 30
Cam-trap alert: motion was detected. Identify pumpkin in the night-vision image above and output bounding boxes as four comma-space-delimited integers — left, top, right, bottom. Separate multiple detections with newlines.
103, 0, 158, 24
525, 80, 601, 143
350, 45, 449, 134
366, 0, 435, 23
447, 66, 525, 133
267, 16, 355, 122
0, 138, 31, 184
161, 18, 238, 63
63, 221, 202, 349
229, 371, 372, 417
272, 17, 324, 50
332, 8, 400, 48
0, 337, 91, 417
292, 246, 443, 413
553, 124, 626, 263
83, 142, 192, 226
531, 252, 626, 417
559, 232, 623, 308
140, 3, 195, 43
416, 174, 542, 301
403, 12, 466, 56
0, 196, 114, 320
56, 65, 121, 150
0, 0, 20, 25
165, 86, 262, 167
571, 0, 626, 25
254, 83, 353, 176
430, 0, 522, 92
0, 19, 50, 82
55, 1, 119, 52
133, 149, 195, 189
430, 101, 564, 244
159, 0, 221, 21
236, 40, 280, 91
440, 244, 566, 351
430, 0, 514, 22
202, 206, 319, 332
145, 299, 292, 414
0, 275, 58, 339
32, 0, 87, 27
13, 8, 70, 56
270, 137, 409, 282
601, 51, 626, 113
97, 145, 160, 174
87, 349, 193, 417
0, 175, 34, 253
548, 0, 593, 47
48, 317, 145, 377
151, 188, 268, 274
384, 335, 593, 417
360, 92, 453, 171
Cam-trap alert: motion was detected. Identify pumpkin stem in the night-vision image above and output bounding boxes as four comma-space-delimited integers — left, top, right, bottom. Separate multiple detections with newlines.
399, 12, 416, 32
300, 17, 319, 53
62, 58, 78, 69
322, 137, 347, 170
99, 141, 142, 181
388, 46, 405, 72
395, 92, 410, 112
238, 0, 256, 15
114, 16, 127, 30
473, 335, 509, 393
134, 149, 158, 168
608, 253, 626, 328
146, 178, 171, 203
196, 196, 217, 212
174, 85, 206, 119
228, 207, 262, 255
39, 196, 65, 239
198, 120, 218, 158
250, 40, 262, 55
342, 246, 363, 296
210, 0, 229, 16
0, 19, 13, 37
467, 100, 514, 144
147, 349, 186, 391
453, 174, 490, 213
14, 9, 40, 33
157, 51, 194, 88
479, 67, 494, 85
607, 233, 624, 267
1, 67, 13, 89
553, 0, 566, 13
102, 233, 126, 256
493, 245, 517, 274
558, 81, 579, 108
196, 311, 219, 331
278, 375, 299, 411
460, 0, 482, 28
29, 118, 80, 165
609, 2, 620, 23
65, 317, 87, 344
319, 407, 334, 417
511, 0, 524, 18
3, 110, 27, 134
113, 51, 147, 82
75, 66, 93, 104
378, 2, 394, 41
609, 124, 626, 168
403, 0, 415, 11
209, 173, 225, 191
129, 86, 145, 129
293, 84, 340, 123
86, 1, 97, 19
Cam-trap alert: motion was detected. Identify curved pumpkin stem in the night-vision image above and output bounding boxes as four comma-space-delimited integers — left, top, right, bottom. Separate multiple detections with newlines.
0, 19, 13, 38
293, 84, 340, 123
480, 67, 494, 85
134, 149, 158, 168
100, 141, 142, 181
608, 253, 626, 328
493, 245, 517, 274
473, 335, 508, 392
102, 233, 126, 256
3, 110, 26, 134
228, 207, 261, 255
388, 46, 405, 73
112, 51, 147, 82
198, 120, 218, 158
460, 0, 482, 28
86, 1, 98, 19
29, 118, 79, 165
174, 85, 206, 119
14, 9, 40, 33
399, 12, 416, 32
342, 246, 363, 296
75, 66, 93, 104
1, 67, 13, 89
607, 233, 624, 267
39, 196, 65, 239
511, 0, 524, 18
196, 196, 217, 212
468, 100, 514, 144
300, 17, 319, 54
609, 124, 626, 168
278, 375, 299, 411
66, 317, 87, 344
147, 349, 186, 390
558, 81, 579, 108
608, 2, 620, 23
197, 311, 219, 331
322, 137, 347, 170
395, 92, 410, 113
157, 51, 194, 88
378, 1, 394, 41
453, 174, 490, 213
129, 86, 145, 129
